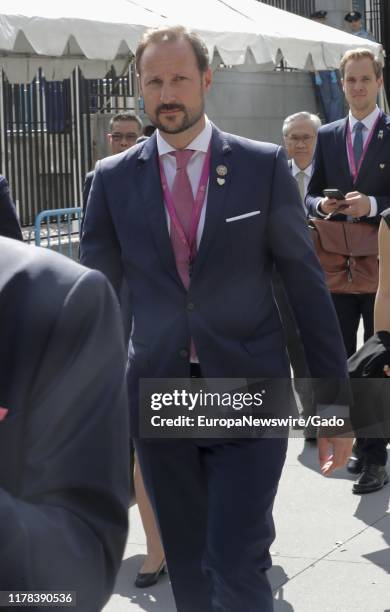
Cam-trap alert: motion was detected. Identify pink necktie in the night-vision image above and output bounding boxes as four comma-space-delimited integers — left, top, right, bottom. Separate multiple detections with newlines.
170, 149, 194, 289
170, 149, 198, 361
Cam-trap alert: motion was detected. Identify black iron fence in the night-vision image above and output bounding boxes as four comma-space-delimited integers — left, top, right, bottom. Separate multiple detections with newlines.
363, 0, 390, 101
0, 66, 135, 226
259, 0, 315, 18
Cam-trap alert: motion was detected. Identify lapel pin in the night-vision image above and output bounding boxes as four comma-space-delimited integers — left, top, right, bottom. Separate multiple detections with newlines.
380, 163, 385, 170
216, 164, 228, 177
378, 130, 384, 139
217, 177, 225, 186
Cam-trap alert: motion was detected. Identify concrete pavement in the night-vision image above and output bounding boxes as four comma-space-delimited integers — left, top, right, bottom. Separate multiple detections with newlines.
104, 437, 390, 612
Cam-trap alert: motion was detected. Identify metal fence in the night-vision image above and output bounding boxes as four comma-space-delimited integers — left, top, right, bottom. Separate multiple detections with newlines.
0, 66, 135, 227
259, 0, 315, 17
363, 0, 390, 102
31, 207, 82, 259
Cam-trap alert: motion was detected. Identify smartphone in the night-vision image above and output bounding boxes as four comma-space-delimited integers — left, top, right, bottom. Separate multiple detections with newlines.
323, 189, 346, 201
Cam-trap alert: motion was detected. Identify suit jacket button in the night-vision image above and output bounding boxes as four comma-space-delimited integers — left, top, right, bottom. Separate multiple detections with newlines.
187, 302, 195, 311
179, 349, 189, 358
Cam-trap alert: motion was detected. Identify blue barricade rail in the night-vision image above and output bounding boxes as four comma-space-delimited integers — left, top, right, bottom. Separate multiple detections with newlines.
34, 207, 83, 258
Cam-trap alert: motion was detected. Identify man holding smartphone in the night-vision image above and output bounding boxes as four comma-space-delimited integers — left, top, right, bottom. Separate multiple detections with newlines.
306, 48, 390, 494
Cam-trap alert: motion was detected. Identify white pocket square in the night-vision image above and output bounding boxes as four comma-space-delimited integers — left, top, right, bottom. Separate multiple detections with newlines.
225, 210, 261, 223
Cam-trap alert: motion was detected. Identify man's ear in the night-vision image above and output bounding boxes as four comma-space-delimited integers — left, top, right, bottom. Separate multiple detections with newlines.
203, 67, 213, 93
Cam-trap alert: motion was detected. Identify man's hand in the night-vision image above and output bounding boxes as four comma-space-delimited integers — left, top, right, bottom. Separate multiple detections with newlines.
343, 191, 371, 218
319, 197, 345, 215
318, 436, 353, 476
384, 365, 390, 377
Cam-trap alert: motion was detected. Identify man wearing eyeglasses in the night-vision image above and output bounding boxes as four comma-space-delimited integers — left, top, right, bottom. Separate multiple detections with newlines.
83, 111, 143, 212
283, 112, 321, 212
275, 112, 322, 441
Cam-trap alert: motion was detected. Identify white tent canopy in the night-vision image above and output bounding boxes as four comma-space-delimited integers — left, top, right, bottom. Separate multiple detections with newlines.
0, 0, 383, 82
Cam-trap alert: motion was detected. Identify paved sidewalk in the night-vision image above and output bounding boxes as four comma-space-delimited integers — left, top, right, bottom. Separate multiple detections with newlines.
104, 438, 390, 612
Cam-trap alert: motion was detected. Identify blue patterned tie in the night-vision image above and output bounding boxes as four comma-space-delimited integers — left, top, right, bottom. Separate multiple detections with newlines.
353, 121, 364, 167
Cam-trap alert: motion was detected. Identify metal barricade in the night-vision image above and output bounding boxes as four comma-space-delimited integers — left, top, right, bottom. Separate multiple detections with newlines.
34, 207, 83, 259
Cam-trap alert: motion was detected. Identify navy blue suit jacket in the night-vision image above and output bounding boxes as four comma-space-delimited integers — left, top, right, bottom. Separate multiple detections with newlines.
306, 113, 390, 221
0, 238, 130, 609
0, 175, 23, 240
80, 125, 348, 415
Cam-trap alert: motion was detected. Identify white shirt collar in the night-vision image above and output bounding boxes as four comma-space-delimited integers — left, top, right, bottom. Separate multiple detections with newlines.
349, 105, 380, 132
291, 159, 312, 178
157, 117, 212, 156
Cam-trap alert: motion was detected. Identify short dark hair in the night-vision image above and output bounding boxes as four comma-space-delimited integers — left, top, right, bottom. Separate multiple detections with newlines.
109, 111, 143, 132
135, 26, 210, 75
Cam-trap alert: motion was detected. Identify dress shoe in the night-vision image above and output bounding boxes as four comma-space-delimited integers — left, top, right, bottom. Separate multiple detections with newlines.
134, 559, 166, 588
352, 464, 389, 495
347, 454, 364, 475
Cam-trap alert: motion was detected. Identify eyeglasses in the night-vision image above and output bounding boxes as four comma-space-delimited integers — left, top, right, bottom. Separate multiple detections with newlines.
286, 135, 315, 144
110, 132, 139, 142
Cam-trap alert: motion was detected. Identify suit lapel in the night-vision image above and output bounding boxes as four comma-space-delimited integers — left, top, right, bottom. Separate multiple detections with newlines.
356, 113, 390, 186
135, 134, 182, 288
334, 117, 352, 186
191, 125, 232, 281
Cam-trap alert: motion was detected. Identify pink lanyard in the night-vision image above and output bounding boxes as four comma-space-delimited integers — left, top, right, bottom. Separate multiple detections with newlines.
159, 146, 211, 264
346, 113, 381, 183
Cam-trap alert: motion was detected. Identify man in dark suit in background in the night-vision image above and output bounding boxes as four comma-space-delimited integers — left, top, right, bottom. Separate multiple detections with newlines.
81, 26, 352, 612
82, 111, 143, 212
278, 112, 322, 440
306, 48, 390, 493
0, 174, 23, 240
0, 238, 130, 610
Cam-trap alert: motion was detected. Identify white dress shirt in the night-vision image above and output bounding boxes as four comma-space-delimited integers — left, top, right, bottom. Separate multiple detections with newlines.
348, 105, 381, 217
156, 118, 212, 247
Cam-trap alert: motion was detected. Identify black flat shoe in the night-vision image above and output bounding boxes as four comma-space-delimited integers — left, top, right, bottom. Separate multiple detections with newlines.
134, 560, 166, 588
352, 464, 389, 495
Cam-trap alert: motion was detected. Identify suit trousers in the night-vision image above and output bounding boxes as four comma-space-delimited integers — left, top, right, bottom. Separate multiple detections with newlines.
135, 437, 288, 612
332, 292, 388, 466
331, 292, 376, 358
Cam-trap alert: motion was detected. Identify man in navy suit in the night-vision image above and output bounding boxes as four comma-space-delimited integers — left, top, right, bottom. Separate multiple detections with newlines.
0, 174, 23, 240
0, 238, 130, 610
306, 49, 390, 494
306, 48, 390, 494
81, 26, 351, 612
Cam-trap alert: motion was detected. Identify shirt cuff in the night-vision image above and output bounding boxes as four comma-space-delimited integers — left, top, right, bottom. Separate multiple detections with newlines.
316, 199, 327, 217
368, 196, 378, 217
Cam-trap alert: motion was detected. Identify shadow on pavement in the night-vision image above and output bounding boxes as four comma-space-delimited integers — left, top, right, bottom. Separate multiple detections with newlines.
269, 565, 295, 611
112, 556, 295, 611
354, 486, 390, 573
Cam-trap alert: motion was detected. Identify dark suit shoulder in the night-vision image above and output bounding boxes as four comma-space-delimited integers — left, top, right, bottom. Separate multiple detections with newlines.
0, 175, 23, 241
98, 142, 143, 173
318, 117, 347, 136
218, 129, 280, 157
0, 237, 107, 301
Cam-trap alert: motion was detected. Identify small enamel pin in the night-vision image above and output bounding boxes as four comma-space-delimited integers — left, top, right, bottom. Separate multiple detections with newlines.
216, 164, 228, 177
216, 164, 227, 186
380, 163, 385, 170
378, 130, 384, 139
